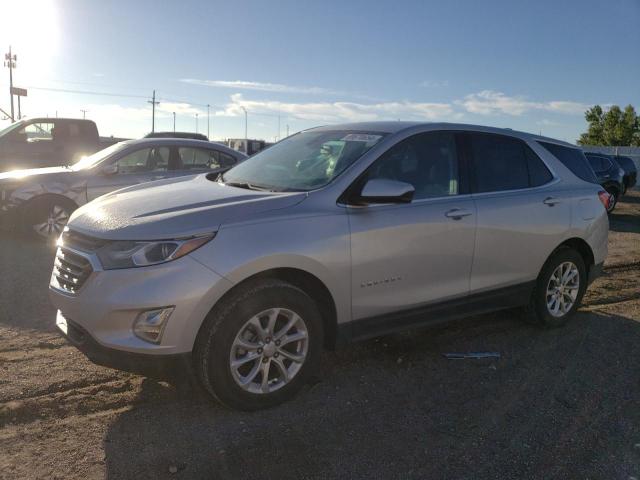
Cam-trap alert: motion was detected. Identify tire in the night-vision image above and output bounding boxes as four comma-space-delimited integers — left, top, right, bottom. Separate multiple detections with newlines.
193, 279, 323, 411
22, 196, 76, 241
605, 188, 618, 213
527, 247, 587, 328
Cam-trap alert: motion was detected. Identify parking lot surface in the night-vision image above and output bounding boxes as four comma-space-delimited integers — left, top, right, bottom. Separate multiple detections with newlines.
1, 191, 639, 480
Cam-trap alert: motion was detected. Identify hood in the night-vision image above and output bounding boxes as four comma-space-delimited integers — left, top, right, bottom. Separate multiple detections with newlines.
0, 166, 73, 182
68, 174, 308, 240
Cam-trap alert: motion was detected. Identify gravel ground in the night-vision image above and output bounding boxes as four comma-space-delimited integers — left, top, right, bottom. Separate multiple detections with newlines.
0, 190, 639, 480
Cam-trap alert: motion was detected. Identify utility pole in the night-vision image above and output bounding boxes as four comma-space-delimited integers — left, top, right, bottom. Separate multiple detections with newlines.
80, 109, 88, 119
207, 104, 210, 139
172, 112, 176, 132
147, 90, 159, 133
195, 113, 199, 133
277, 114, 281, 141
240, 106, 248, 153
286, 124, 290, 137
4, 46, 17, 121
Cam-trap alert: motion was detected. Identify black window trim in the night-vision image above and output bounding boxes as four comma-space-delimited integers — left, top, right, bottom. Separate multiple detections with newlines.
461, 131, 558, 196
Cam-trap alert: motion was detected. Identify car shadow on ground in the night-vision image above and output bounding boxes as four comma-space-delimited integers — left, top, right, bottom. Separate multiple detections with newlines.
103, 309, 640, 480
608, 213, 640, 233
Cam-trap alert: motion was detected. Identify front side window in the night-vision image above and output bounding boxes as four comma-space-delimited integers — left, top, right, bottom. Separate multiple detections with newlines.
116, 147, 169, 174
364, 131, 459, 199
470, 133, 529, 193
179, 147, 236, 170
223, 130, 386, 191
539, 142, 598, 184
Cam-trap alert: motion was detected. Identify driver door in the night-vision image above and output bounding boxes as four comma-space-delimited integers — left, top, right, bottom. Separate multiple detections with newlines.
348, 131, 476, 322
86, 146, 170, 201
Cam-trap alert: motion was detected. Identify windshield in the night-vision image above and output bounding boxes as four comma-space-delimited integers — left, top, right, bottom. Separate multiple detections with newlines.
0, 119, 25, 138
222, 130, 386, 191
70, 142, 127, 171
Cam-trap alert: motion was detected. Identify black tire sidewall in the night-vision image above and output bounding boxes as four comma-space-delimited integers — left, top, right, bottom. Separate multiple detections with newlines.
533, 248, 587, 327
198, 281, 323, 410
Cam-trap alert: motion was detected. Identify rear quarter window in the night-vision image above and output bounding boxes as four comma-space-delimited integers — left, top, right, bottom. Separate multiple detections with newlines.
538, 142, 598, 184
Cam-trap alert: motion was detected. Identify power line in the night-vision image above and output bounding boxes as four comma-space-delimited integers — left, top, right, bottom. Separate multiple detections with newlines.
27, 86, 148, 99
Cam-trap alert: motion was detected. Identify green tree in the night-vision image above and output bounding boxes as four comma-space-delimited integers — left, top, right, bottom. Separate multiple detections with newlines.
577, 104, 640, 146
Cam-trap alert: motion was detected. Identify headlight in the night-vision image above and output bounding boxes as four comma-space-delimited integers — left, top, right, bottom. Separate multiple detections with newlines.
97, 233, 215, 269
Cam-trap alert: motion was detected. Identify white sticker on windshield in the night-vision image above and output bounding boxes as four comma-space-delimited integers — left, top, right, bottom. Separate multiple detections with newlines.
341, 134, 383, 143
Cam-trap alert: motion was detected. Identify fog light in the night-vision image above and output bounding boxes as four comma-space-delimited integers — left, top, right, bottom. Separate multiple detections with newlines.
133, 307, 174, 344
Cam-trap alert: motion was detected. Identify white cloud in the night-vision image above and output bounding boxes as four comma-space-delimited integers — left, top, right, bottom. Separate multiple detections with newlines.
180, 78, 340, 95
214, 93, 460, 123
157, 102, 204, 116
458, 90, 589, 116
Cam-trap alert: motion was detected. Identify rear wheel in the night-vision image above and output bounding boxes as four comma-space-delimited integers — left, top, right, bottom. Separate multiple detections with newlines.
528, 247, 587, 328
23, 196, 76, 240
194, 279, 323, 410
605, 188, 618, 213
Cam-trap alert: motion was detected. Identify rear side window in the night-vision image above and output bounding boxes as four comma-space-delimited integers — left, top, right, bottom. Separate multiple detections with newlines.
525, 147, 553, 186
538, 142, 598, 184
469, 133, 529, 192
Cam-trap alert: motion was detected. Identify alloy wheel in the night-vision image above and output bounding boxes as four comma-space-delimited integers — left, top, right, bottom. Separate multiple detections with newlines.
229, 308, 308, 394
32, 204, 70, 238
546, 261, 580, 317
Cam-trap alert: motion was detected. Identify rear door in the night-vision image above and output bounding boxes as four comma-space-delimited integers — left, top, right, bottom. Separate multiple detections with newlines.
348, 131, 477, 321
465, 132, 571, 294
85, 146, 170, 201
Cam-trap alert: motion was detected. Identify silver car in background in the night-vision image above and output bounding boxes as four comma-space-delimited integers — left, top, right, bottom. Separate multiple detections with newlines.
0, 138, 246, 238
49, 122, 608, 410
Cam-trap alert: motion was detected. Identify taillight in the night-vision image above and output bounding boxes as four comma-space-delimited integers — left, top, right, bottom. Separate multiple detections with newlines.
598, 190, 610, 210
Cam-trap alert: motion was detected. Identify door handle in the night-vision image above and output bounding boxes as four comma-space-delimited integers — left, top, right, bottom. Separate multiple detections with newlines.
543, 197, 561, 206
445, 208, 472, 220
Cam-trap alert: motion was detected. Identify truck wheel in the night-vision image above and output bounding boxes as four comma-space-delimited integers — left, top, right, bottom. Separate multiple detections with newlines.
23, 196, 76, 240
194, 279, 323, 410
527, 247, 587, 328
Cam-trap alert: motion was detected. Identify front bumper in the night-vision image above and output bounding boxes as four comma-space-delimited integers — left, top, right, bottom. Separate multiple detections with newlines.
56, 310, 192, 377
49, 253, 233, 358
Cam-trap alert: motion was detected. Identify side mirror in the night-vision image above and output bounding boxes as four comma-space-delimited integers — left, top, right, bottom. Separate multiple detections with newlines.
356, 179, 415, 205
101, 163, 118, 175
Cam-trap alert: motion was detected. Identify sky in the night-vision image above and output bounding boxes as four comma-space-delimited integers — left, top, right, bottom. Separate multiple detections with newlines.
0, 0, 638, 143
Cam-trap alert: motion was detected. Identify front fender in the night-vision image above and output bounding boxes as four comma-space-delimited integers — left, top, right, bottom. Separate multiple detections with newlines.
189, 213, 352, 327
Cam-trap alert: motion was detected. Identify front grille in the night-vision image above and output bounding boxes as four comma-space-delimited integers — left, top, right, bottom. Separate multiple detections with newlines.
52, 248, 93, 293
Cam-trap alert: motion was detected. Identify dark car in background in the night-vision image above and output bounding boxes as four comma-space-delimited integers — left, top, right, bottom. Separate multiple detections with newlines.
0, 138, 246, 239
583, 152, 625, 212
611, 155, 637, 193
0, 118, 121, 172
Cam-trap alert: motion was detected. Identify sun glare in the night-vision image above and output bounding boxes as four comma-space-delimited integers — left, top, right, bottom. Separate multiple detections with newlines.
0, 0, 59, 80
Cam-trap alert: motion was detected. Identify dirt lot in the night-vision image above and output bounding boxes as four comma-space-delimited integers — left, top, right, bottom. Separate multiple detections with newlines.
1, 191, 639, 480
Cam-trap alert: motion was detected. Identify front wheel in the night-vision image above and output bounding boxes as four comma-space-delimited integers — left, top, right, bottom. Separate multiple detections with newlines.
23, 196, 76, 240
528, 248, 587, 328
194, 279, 323, 410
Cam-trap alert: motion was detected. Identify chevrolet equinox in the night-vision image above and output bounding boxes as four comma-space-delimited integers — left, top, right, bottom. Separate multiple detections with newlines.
49, 122, 609, 410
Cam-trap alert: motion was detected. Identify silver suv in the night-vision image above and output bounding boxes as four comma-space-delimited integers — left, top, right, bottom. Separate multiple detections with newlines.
49, 122, 609, 410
